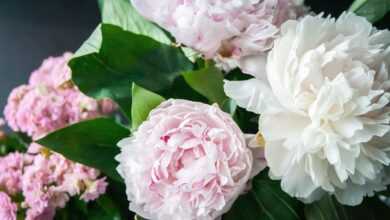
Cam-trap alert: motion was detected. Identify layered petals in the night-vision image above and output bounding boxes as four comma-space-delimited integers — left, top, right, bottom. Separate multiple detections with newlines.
116, 99, 262, 220
225, 13, 390, 205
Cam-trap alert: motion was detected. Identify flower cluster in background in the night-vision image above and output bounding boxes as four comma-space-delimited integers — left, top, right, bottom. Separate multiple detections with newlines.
4, 52, 116, 140
0, 53, 116, 220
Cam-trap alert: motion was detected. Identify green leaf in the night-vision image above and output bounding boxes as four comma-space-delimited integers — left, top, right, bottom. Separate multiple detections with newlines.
37, 118, 130, 182
224, 171, 303, 220
101, 0, 171, 44
97, 195, 122, 220
349, 0, 390, 23
0, 133, 29, 155
97, 0, 104, 11
305, 195, 390, 220
183, 66, 228, 106
74, 25, 103, 58
181, 47, 201, 63
131, 84, 165, 130
75, 0, 171, 58
105, 180, 135, 219
222, 99, 237, 115
223, 192, 266, 220
100, 0, 203, 63
305, 196, 349, 220
69, 24, 192, 120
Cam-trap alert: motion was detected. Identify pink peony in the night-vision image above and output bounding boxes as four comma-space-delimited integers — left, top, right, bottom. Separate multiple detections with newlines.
0, 192, 17, 220
131, 0, 306, 72
116, 99, 259, 220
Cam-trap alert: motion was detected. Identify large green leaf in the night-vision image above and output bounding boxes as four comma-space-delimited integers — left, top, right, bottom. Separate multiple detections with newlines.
224, 171, 303, 220
101, 0, 202, 63
305, 195, 390, 220
96, 195, 122, 220
74, 25, 103, 58
305, 196, 349, 220
131, 84, 165, 130
37, 118, 130, 182
101, 0, 171, 44
69, 24, 192, 119
75, 0, 171, 58
0, 132, 29, 155
349, 0, 390, 23
183, 66, 228, 106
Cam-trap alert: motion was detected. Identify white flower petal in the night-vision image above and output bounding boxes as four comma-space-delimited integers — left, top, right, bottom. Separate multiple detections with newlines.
224, 79, 282, 114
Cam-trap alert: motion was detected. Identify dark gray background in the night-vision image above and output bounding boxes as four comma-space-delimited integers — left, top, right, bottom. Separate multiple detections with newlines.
0, 0, 100, 116
0, 0, 388, 116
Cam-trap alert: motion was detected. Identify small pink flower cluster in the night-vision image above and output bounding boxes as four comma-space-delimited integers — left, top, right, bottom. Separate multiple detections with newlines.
0, 152, 26, 195
4, 53, 116, 140
1, 53, 115, 220
22, 147, 107, 220
0, 192, 17, 220
0, 146, 108, 220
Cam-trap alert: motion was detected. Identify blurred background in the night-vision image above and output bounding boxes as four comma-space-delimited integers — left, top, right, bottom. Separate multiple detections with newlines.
0, 0, 389, 112
0, 0, 100, 112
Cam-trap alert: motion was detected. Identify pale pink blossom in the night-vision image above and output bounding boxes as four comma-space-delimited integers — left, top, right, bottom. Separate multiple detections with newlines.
132, 0, 306, 72
4, 85, 31, 132
4, 53, 116, 140
29, 52, 73, 88
2, 52, 112, 220
4, 85, 111, 140
117, 99, 261, 220
80, 178, 108, 202
22, 153, 69, 220
22, 146, 108, 220
0, 152, 28, 195
0, 192, 17, 220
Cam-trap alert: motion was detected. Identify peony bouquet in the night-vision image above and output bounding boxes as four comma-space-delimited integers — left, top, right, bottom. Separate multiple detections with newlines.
1, 0, 390, 219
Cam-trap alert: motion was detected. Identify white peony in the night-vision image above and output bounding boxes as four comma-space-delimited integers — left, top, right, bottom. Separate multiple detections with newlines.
224, 12, 390, 205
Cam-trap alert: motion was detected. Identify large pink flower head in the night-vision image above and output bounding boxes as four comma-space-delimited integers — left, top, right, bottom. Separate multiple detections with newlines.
116, 99, 257, 220
131, 0, 306, 71
0, 192, 17, 220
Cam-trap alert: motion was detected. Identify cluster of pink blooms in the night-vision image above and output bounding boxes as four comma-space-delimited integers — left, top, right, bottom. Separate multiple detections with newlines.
22, 145, 108, 220
1, 53, 116, 220
131, 0, 307, 72
4, 52, 116, 140
0, 192, 17, 220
